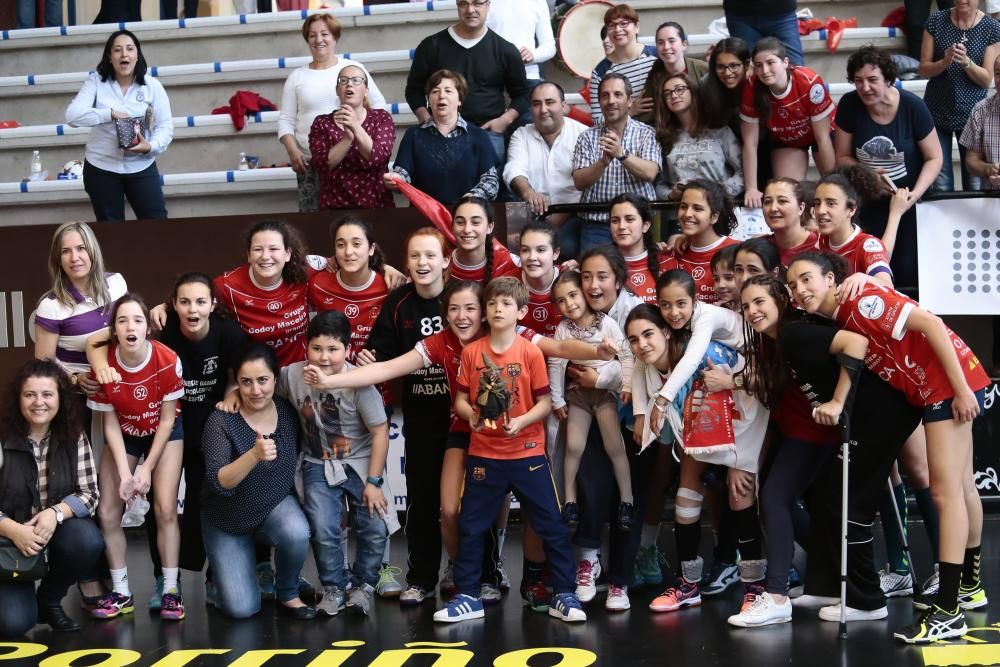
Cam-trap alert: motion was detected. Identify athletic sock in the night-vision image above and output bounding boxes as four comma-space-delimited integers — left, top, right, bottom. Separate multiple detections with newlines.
497, 528, 506, 557
674, 521, 701, 567
523, 557, 545, 585
879, 483, 909, 573
962, 546, 982, 588
162, 567, 179, 593
578, 547, 599, 564
733, 505, 762, 561
110, 567, 131, 597
937, 561, 963, 612
640, 522, 660, 549
717, 504, 738, 563
912, 486, 940, 560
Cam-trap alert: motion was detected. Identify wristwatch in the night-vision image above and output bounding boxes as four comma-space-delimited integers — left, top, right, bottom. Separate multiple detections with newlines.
366, 475, 385, 488
733, 374, 745, 389
617, 149, 630, 161
51, 506, 64, 525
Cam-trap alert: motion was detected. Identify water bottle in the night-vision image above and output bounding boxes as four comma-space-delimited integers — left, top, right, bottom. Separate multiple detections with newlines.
30, 150, 42, 181
238, 152, 249, 171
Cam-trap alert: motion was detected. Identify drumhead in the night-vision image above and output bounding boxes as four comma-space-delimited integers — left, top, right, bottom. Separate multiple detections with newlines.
557, 1, 614, 79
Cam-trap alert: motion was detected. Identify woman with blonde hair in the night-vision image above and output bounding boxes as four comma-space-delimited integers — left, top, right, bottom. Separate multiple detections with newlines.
309, 64, 395, 210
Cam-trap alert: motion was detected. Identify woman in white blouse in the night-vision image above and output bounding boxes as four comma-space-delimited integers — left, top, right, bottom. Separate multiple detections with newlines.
65, 30, 173, 222
278, 14, 387, 212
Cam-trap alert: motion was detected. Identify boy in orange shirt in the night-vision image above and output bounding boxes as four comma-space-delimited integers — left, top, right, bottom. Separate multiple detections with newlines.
433, 278, 586, 623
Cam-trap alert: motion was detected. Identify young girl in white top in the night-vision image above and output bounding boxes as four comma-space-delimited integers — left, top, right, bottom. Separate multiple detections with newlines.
549, 271, 633, 531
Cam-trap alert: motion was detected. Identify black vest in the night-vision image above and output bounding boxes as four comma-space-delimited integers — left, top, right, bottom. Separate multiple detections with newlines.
0, 432, 77, 524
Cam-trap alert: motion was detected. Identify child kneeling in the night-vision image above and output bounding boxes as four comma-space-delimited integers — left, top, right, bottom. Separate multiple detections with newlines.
434, 278, 585, 624
284, 311, 394, 617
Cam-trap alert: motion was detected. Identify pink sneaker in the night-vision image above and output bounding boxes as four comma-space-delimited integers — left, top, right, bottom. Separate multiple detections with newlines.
648, 580, 701, 613
90, 592, 134, 619
160, 590, 186, 620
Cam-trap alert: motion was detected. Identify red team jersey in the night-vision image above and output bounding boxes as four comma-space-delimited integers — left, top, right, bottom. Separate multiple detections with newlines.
819, 227, 892, 279
659, 237, 739, 304
835, 284, 989, 406
88, 340, 184, 437
449, 245, 522, 283
739, 67, 836, 148
456, 335, 550, 459
520, 271, 562, 337
308, 270, 389, 358
767, 231, 819, 269
214, 265, 312, 367
625, 253, 658, 303
417, 326, 540, 433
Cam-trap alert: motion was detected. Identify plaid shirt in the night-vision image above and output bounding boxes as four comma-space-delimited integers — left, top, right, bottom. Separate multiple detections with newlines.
392, 116, 500, 200
572, 117, 661, 222
960, 94, 1000, 191
1, 433, 100, 521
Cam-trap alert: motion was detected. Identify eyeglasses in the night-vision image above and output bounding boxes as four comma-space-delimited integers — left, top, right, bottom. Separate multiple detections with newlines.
606, 20, 635, 31
715, 63, 744, 73
663, 85, 690, 98
457, 0, 489, 9
337, 76, 367, 86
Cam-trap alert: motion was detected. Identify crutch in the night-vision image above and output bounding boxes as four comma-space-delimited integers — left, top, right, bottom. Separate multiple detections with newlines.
836, 356, 863, 640
884, 477, 921, 593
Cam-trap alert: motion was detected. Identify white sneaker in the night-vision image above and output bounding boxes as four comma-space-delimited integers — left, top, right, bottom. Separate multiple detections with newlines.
605, 584, 630, 611
818, 604, 888, 622
575, 559, 601, 603
728, 592, 792, 627
480, 583, 503, 605
922, 565, 940, 596
791, 594, 840, 609
879, 569, 913, 598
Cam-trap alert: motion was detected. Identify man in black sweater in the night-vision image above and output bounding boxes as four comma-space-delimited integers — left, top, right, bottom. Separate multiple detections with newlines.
405, 0, 530, 161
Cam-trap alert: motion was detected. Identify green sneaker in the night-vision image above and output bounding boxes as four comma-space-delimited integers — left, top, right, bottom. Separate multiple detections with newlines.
149, 576, 164, 611
375, 564, 403, 598
635, 545, 664, 587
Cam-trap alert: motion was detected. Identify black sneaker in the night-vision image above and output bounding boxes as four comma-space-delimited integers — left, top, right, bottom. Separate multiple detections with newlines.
617, 502, 634, 531
894, 606, 968, 644
562, 501, 580, 528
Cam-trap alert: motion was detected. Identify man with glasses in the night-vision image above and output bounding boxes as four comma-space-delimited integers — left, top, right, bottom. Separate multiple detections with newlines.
572, 73, 661, 252
588, 4, 657, 124
405, 0, 530, 163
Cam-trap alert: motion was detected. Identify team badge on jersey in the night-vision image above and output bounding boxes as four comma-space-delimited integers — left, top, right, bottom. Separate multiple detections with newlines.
857, 295, 886, 320
533, 307, 548, 322
692, 267, 706, 280
345, 304, 360, 318
267, 301, 282, 313
473, 466, 486, 481
134, 386, 148, 400
863, 238, 883, 252
809, 83, 825, 104
506, 363, 522, 377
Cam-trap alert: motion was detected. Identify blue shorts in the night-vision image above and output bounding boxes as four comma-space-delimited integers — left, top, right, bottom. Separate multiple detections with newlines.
122, 419, 184, 458
922, 388, 987, 424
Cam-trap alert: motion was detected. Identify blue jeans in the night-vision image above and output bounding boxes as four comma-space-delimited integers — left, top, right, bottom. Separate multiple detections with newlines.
933, 127, 979, 192
0, 517, 104, 637
16, 0, 62, 28
579, 218, 613, 255
202, 495, 310, 618
726, 11, 804, 66
302, 461, 388, 590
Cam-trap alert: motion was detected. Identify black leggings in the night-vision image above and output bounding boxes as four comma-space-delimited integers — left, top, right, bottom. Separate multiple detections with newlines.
761, 438, 837, 595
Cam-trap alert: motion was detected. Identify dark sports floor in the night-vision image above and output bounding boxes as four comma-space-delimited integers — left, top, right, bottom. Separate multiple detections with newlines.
6, 518, 1000, 667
